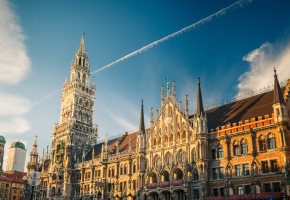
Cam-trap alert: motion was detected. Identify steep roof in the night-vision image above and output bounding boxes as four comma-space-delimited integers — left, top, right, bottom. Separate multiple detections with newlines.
204, 87, 286, 130
273, 69, 285, 104
85, 128, 150, 161
3, 172, 26, 180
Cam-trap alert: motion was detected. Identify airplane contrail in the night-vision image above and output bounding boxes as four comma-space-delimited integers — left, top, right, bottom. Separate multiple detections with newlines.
92, 0, 253, 74
31, 89, 61, 107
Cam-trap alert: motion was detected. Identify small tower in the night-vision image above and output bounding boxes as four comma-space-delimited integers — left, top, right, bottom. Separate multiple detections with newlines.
137, 99, 146, 150
26, 135, 38, 173
273, 69, 288, 123
0, 135, 5, 175
195, 76, 207, 134
5, 140, 27, 173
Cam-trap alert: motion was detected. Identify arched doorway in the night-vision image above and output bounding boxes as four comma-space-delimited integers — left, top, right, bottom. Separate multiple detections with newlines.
175, 168, 183, 180
162, 171, 170, 182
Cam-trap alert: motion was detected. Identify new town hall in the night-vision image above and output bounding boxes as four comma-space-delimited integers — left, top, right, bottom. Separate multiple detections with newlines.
22, 32, 290, 200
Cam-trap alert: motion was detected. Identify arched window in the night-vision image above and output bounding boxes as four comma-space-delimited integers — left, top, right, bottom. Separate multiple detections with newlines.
192, 151, 196, 162
268, 133, 276, 149
177, 150, 185, 163
259, 136, 267, 151
164, 135, 168, 146
165, 153, 172, 165
133, 162, 137, 173
241, 139, 248, 154
120, 165, 123, 175
78, 72, 80, 81
108, 167, 111, 177
157, 136, 161, 145
79, 98, 83, 105
233, 141, 240, 156
83, 58, 85, 66
79, 58, 81, 65
82, 74, 86, 84
112, 167, 115, 177
124, 164, 127, 175
84, 114, 88, 123
169, 133, 173, 143
85, 101, 89, 107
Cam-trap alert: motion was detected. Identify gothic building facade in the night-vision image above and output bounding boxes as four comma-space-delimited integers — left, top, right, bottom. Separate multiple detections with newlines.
22, 33, 290, 200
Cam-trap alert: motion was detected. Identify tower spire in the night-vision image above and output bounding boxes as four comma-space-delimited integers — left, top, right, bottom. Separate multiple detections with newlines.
78, 30, 86, 54
139, 99, 145, 135
196, 76, 205, 117
273, 68, 285, 104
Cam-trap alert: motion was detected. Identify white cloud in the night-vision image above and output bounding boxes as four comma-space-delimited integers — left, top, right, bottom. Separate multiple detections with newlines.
0, 0, 31, 84
0, 93, 31, 116
0, 117, 31, 135
237, 39, 290, 95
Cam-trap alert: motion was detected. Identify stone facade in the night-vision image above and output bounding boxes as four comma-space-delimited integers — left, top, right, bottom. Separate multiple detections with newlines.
22, 33, 290, 200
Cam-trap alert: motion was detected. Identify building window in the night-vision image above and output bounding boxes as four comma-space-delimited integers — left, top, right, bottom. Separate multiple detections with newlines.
212, 149, 216, 159
245, 185, 251, 194
242, 144, 248, 154
218, 148, 223, 158
133, 162, 137, 173
262, 161, 269, 173
14, 190, 17, 194
243, 164, 249, 175
194, 170, 199, 180
194, 190, 199, 200
5, 190, 8, 194
237, 186, 243, 195
213, 168, 218, 179
220, 168, 225, 179
220, 188, 225, 196
234, 145, 240, 156
192, 152, 196, 162
5, 184, 9, 188
213, 188, 218, 196
124, 164, 127, 175
271, 160, 278, 172
264, 183, 271, 192
120, 165, 123, 175
236, 165, 241, 177
260, 139, 267, 151
268, 138, 275, 149
273, 183, 280, 192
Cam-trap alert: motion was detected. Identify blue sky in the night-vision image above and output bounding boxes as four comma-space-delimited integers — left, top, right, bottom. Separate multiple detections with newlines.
1, 0, 290, 170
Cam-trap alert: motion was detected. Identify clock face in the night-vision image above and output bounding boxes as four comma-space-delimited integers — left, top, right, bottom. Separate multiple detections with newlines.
66, 98, 71, 104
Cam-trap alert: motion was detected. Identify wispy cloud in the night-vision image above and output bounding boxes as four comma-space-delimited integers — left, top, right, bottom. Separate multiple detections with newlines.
0, 0, 31, 171
0, 0, 31, 85
107, 111, 136, 131
31, 89, 61, 107
92, 0, 253, 74
237, 39, 290, 95
0, 93, 31, 116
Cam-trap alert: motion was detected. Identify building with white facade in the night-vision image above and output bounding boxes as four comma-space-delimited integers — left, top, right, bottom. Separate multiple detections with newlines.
5, 141, 27, 173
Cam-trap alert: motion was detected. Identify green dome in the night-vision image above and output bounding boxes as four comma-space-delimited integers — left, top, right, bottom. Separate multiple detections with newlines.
11, 141, 25, 149
0, 136, 5, 144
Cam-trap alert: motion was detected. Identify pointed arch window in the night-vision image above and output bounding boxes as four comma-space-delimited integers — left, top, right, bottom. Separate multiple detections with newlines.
260, 137, 267, 151
84, 114, 88, 123
192, 151, 196, 162
83, 58, 85, 67
108, 167, 112, 177
112, 167, 115, 177
268, 134, 276, 149
79, 58, 81, 65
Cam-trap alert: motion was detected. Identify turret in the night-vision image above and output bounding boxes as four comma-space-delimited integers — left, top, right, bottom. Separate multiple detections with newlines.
272, 69, 288, 123
161, 86, 164, 107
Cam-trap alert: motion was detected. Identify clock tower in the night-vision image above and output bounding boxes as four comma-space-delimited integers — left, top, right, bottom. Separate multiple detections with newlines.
50, 31, 98, 198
